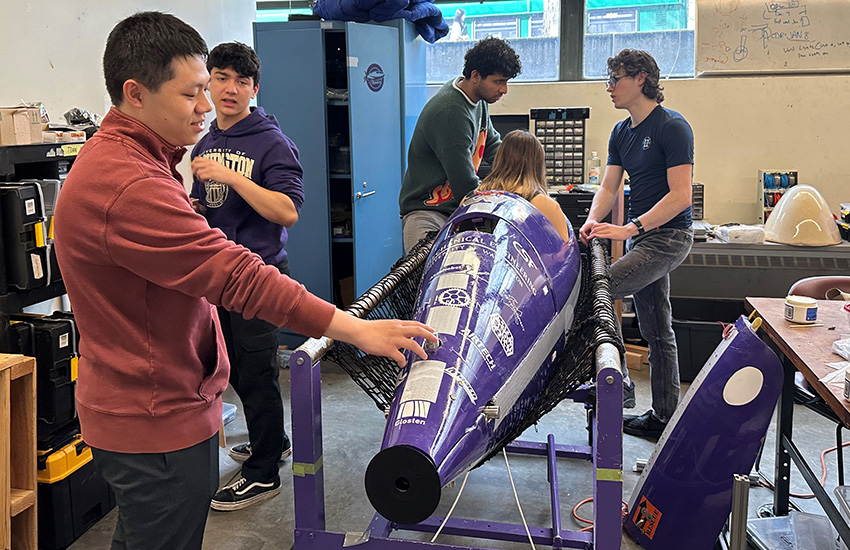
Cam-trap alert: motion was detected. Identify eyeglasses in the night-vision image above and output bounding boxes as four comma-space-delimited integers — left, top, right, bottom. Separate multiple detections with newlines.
607, 74, 627, 88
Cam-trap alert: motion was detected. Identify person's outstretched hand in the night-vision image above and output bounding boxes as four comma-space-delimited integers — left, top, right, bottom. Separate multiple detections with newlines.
325, 310, 437, 367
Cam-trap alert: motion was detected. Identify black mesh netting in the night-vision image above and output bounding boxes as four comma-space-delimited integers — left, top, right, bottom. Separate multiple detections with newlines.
323, 236, 624, 458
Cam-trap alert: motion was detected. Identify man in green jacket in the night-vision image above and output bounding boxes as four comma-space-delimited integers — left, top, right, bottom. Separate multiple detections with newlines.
398, 37, 521, 253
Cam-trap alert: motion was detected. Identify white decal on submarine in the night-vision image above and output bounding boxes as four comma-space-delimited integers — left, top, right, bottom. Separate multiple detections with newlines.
504, 253, 537, 296
466, 202, 494, 214
438, 288, 471, 307
503, 295, 526, 331
426, 306, 462, 336
445, 367, 478, 404
399, 400, 431, 421
512, 241, 537, 271
461, 329, 496, 371
445, 249, 479, 271
400, 360, 445, 404
490, 313, 514, 356
436, 273, 469, 290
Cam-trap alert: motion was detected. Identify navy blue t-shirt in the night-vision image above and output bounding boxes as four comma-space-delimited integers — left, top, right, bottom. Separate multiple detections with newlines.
607, 105, 694, 229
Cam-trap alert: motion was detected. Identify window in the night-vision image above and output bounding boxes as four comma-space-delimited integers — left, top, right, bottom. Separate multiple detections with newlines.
424, 0, 694, 83
426, 0, 561, 83
583, 0, 695, 79
256, 1, 314, 21
255, 0, 696, 83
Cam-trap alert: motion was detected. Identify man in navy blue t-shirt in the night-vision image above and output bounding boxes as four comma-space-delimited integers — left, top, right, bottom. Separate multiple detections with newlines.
579, 49, 694, 439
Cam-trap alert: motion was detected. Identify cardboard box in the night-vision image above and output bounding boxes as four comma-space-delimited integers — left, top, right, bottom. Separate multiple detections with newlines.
625, 351, 643, 371
624, 343, 649, 371
0, 106, 42, 145
43, 131, 64, 143
339, 276, 355, 309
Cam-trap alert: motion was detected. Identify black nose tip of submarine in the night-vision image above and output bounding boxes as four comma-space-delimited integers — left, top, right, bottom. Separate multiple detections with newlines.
364, 445, 442, 524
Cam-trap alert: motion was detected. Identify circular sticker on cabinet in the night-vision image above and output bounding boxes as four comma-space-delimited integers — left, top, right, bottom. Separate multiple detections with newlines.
364, 63, 384, 92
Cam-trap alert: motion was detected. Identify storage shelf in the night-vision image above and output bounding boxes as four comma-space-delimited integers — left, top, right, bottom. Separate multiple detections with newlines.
2, 354, 37, 549
10, 489, 35, 516
327, 99, 349, 106
0, 280, 66, 312
0, 142, 81, 178
332, 237, 353, 243
329, 173, 351, 179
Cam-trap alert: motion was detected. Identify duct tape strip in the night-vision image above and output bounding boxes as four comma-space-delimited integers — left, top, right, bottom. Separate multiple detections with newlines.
596, 468, 623, 482
292, 456, 324, 477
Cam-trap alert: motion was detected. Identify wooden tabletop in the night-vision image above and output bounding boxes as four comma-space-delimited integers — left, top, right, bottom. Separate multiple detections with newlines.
746, 297, 850, 427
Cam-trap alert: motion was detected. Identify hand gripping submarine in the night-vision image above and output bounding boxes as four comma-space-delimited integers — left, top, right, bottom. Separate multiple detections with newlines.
364, 190, 582, 524
286, 190, 626, 550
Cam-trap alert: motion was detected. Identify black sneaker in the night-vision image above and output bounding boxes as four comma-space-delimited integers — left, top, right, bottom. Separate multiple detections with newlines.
623, 379, 636, 409
623, 410, 667, 439
228, 435, 293, 463
210, 475, 281, 511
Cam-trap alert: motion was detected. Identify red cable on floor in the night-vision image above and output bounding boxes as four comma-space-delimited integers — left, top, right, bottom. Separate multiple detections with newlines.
759, 440, 850, 499
572, 497, 629, 531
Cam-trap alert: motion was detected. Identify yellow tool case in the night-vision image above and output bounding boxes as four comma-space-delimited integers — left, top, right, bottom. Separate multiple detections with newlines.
37, 435, 115, 550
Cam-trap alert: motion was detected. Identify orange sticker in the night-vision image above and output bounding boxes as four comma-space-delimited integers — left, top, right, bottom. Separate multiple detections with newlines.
631, 496, 662, 540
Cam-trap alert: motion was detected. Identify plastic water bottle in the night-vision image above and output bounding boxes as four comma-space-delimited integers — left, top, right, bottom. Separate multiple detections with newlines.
587, 151, 601, 184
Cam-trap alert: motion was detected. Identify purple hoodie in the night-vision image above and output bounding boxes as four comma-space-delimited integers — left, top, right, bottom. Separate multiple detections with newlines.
191, 106, 304, 264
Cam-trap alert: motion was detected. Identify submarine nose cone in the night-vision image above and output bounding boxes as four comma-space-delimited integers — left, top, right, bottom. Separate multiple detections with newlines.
365, 445, 442, 524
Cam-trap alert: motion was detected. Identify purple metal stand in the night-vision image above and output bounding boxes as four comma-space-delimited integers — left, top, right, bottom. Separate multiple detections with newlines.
288, 342, 623, 550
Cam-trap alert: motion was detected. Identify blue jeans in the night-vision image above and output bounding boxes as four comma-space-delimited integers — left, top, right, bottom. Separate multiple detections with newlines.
610, 228, 693, 421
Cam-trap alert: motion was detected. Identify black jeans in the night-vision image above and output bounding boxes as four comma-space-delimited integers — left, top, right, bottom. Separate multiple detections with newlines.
218, 258, 289, 483
92, 434, 219, 550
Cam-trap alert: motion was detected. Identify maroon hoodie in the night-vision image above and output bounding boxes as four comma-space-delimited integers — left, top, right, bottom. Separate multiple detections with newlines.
54, 108, 335, 453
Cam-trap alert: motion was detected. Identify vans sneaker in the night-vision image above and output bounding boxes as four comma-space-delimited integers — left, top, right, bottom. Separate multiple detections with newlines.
228, 435, 292, 463
210, 475, 281, 511
623, 410, 668, 439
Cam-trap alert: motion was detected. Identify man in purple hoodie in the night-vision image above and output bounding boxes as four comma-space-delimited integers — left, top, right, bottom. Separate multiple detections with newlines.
189, 42, 302, 511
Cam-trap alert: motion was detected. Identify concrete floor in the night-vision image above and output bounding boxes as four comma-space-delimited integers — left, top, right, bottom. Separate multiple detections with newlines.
70, 362, 847, 550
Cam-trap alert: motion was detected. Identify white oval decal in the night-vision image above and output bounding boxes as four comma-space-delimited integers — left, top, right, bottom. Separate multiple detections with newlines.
723, 366, 764, 406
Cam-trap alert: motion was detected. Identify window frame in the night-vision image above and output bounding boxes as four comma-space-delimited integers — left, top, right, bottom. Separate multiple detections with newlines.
256, 0, 693, 83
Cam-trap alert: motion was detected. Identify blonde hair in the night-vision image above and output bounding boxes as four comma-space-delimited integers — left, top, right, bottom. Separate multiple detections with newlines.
478, 130, 547, 202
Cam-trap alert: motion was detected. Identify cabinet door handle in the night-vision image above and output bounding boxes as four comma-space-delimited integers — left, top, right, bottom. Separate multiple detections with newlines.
355, 190, 377, 200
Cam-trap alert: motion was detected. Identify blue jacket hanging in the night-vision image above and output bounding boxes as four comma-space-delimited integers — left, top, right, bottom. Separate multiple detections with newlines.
313, 0, 449, 43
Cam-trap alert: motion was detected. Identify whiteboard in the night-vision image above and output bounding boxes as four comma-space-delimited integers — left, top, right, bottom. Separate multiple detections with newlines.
697, 0, 850, 74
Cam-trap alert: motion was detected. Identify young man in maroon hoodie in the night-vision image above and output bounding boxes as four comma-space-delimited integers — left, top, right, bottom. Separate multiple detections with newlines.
53, 12, 434, 550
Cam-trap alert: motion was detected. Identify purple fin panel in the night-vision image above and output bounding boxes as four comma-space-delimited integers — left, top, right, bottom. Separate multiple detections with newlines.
623, 315, 783, 549
365, 191, 582, 524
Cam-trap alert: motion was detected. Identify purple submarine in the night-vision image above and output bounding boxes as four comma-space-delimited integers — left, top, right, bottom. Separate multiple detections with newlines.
365, 190, 582, 524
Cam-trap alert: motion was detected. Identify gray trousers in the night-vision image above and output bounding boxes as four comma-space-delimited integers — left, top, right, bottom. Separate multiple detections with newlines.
402, 210, 448, 254
91, 434, 219, 550
610, 227, 694, 421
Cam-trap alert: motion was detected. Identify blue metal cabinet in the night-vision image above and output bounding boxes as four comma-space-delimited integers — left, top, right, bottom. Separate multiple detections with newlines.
255, 20, 415, 307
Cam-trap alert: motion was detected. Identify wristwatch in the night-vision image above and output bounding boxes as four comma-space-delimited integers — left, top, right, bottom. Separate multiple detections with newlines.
630, 217, 646, 235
